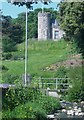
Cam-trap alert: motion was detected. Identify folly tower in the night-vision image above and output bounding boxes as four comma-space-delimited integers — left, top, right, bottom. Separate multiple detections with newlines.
38, 12, 51, 40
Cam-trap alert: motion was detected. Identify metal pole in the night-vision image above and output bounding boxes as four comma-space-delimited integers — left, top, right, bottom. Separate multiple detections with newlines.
42, 3, 44, 13
25, 6, 28, 86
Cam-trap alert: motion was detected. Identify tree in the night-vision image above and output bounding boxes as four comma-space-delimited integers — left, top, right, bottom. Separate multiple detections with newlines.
59, 1, 84, 57
10, 23, 23, 44
2, 15, 12, 36
7, 0, 52, 8
7, 0, 53, 40
13, 8, 58, 39
2, 15, 23, 52
2, 36, 16, 52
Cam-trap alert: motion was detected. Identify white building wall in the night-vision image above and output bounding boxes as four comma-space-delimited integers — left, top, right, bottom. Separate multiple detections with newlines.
52, 27, 64, 41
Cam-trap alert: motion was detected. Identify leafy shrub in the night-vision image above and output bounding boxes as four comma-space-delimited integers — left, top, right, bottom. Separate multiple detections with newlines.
34, 109, 47, 120
36, 95, 61, 114
67, 81, 84, 102
3, 97, 60, 119
0, 65, 8, 71
55, 66, 68, 78
66, 66, 84, 102
2, 74, 19, 84
3, 86, 61, 119
12, 54, 25, 60
3, 86, 41, 110
2, 36, 16, 52
3, 102, 47, 119
2, 53, 12, 60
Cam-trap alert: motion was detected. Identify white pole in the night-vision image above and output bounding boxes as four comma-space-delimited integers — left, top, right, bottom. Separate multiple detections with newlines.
25, 6, 28, 86
42, 3, 44, 13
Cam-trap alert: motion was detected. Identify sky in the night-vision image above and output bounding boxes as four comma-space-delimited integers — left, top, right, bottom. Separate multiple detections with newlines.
0, 0, 61, 18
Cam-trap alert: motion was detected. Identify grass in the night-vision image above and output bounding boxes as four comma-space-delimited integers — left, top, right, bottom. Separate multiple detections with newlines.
1, 39, 83, 119
1, 39, 80, 83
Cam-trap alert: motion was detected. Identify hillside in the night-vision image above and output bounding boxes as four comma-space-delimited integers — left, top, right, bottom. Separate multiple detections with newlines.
1, 39, 82, 84
1, 39, 84, 119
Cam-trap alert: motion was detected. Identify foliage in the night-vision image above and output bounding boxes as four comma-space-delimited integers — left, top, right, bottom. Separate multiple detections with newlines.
15, 8, 58, 39
0, 65, 8, 71
2, 36, 16, 52
7, 0, 52, 9
55, 66, 68, 78
3, 102, 47, 119
3, 87, 41, 110
2, 15, 12, 35
59, 1, 84, 56
36, 95, 61, 114
2, 15, 23, 52
66, 66, 84, 102
9, 23, 24, 44
2, 74, 19, 84
2, 53, 12, 60
2, 8, 58, 53
67, 80, 84, 102
3, 86, 61, 119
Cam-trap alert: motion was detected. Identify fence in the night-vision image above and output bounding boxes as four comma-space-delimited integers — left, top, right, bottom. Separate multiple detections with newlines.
31, 77, 71, 91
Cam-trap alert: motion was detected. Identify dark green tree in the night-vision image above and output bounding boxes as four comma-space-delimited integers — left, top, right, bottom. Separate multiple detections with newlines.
9, 23, 23, 44
2, 15, 23, 52
2, 36, 16, 52
2, 15, 12, 36
59, 1, 84, 57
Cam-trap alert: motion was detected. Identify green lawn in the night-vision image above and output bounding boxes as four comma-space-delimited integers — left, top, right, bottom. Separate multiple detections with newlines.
1, 40, 77, 83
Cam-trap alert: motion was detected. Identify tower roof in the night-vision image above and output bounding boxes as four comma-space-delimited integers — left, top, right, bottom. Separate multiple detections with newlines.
52, 19, 59, 28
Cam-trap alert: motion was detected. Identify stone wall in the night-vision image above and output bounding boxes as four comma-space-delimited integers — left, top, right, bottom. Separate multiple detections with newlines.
38, 12, 51, 40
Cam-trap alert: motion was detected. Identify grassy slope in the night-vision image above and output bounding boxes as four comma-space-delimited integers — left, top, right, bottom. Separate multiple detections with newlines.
1, 40, 81, 83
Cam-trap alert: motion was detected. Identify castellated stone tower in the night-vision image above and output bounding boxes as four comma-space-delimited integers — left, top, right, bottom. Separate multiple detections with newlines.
38, 12, 51, 40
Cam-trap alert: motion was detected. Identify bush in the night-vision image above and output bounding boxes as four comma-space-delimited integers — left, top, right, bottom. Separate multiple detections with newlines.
66, 66, 84, 102
3, 102, 47, 119
67, 81, 84, 102
3, 86, 41, 110
2, 53, 12, 60
3, 86, 61, 119
2, 74, 19, 84
0, 65, 8, 71
12, 54, 25, 60
2, 36, 16, 52
36, 95, 61, 114
34, 109, 47, 120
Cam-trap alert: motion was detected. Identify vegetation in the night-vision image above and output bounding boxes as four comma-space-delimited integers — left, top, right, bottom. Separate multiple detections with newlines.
2, 40, 73, 83
3, 86, 61, 119
2, 40, 84, 102
2, 8, 58, 53
2, 15, 23, 52
7, 0, 52, 9
58, 1, 84, 101
59, 1, 84, 57
1, 1, 84, 118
